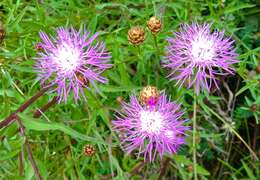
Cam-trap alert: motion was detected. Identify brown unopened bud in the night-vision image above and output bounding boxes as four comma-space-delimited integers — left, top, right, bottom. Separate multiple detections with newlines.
256, 65, 260, 74
0, 22, 5, 43
147, 16, 162, 35
83, 144, 95, 156
128, 26, 145, 45
139, 86, 160, 105
250, 104, 257, 112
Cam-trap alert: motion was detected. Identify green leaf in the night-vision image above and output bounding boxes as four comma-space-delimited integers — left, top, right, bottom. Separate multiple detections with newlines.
24, 160, 34, 180
99, 85, 141, 93
172, 154, 192, 165
235, 82, 258, 97
242, 161, 257, 180
0, 149, 21, 161
197, 165, 210, 176
19, 114, 108, 145
224, 4, 255, 14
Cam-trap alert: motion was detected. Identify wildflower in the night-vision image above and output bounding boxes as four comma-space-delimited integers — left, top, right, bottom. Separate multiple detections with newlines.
112, 89, 189, 162
128, 26, 145, 45
163, 23, 238, 93
35, 27, 112, 102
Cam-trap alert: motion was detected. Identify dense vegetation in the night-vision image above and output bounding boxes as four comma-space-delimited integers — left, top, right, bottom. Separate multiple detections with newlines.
0, 0, 259, 179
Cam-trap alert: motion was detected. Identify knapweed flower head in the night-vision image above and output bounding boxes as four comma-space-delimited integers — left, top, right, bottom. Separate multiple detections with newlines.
163, 23, 238, 94
112, 88, 189, 162
35, 27, 112, 102
128, 26, 145, 45
147, 16, 162, 35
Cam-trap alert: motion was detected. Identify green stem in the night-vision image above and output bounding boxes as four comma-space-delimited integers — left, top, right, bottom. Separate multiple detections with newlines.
205, 106, 258, 161
153, 35, 159, 53
193, 90, 198, 180
153, 35, 160, 68
153, 35, 162, 85
136, 45, 144, 85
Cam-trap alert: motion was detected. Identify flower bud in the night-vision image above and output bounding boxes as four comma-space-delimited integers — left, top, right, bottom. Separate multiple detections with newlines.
147, 16, 162, 35
83, 144, 96, 156
139, 86, 160, 106
128, 26, 145, 45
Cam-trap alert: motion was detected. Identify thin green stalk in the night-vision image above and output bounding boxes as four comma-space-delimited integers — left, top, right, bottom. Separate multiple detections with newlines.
153, 35, 162, 85
205, 105, 258, 161
153, 35, 161, 69
153, 35, 159, 54
193, 90, 198, 180
136, 45, 145, 84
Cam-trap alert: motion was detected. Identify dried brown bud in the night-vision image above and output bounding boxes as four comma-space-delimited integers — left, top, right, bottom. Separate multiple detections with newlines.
0, 22, 5, 43
147, 16, 162, 35
256, 65, 260, 74
139, 86, 160, 105
83, 144, 95, 156
128, 26, 145, 45
116, 96, 124, 104
250, 104, 257, 112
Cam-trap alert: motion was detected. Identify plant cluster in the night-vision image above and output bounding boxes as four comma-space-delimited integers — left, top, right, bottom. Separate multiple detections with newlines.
0, 1, 259, 179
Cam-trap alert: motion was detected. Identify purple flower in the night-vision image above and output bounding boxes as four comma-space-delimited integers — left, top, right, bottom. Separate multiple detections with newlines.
35, 27, 112, 102
163, 23, 238, 94
112, 93, 189, 162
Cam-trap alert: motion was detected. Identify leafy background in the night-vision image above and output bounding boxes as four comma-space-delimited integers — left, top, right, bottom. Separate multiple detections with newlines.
0, 0, 259, 179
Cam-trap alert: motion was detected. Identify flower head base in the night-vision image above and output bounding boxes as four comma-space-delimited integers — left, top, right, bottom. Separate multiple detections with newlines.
139, 86, 160, 106
112, 92, 189, 162
163, 23, 238, 94
35, 27, 112, 102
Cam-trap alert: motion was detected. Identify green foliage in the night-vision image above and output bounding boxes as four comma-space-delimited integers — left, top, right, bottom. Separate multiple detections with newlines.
0, 0, 259, 179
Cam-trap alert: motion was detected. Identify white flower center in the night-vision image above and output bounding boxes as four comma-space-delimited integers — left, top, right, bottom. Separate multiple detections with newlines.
140, 110, 164, 134
191, 35, 215, 62
53, 43, 81, 72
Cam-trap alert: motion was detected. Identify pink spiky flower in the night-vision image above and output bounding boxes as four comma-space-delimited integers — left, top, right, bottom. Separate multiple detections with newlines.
112, 92, 189, 162
35, 27, 112, 102
163, 23, 238, 94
